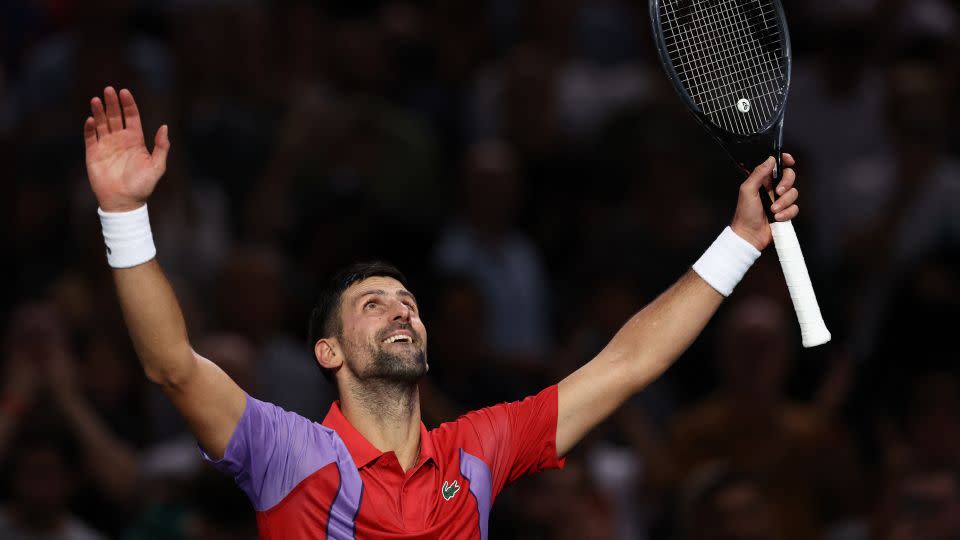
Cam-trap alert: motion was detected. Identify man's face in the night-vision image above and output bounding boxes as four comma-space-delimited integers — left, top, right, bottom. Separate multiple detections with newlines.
336, 276, 428, 384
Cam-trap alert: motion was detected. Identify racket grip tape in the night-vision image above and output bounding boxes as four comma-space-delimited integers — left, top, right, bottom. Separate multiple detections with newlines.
769, 220, 831, 348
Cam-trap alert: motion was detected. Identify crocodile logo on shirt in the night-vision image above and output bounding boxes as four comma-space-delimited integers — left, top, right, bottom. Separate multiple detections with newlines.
441, 480, 461, 501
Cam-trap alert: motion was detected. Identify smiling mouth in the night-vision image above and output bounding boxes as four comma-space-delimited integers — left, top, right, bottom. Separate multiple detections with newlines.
382, 334, 413, 344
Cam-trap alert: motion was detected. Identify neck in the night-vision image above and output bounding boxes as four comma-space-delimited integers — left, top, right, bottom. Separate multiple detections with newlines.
340, 381, 422, 471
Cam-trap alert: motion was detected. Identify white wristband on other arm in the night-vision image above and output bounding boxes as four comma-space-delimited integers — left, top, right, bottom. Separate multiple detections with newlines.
98, 204, 157, 268
692, 226, 761, 297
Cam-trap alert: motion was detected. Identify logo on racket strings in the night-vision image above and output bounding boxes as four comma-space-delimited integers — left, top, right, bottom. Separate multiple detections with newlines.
736, 98, 751, 113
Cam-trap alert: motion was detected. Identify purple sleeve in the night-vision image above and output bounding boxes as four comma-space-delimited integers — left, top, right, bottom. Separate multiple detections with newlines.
200, 393, 340, 511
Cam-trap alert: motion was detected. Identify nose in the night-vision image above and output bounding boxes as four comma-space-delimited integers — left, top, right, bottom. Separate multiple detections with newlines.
391, 299, 412, 322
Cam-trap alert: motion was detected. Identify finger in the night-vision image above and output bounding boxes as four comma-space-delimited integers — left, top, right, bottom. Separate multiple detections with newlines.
781, 152, 796, 167
775, 204, 798, 221
771, 187, 798, 213
103, 86, 124, 132
91, 97, 109, 135
83, 117, 98, 148
118, 88, 142, 133
742, 156, 776, 193
151, 125, 170, 168
775, 167, 796, 196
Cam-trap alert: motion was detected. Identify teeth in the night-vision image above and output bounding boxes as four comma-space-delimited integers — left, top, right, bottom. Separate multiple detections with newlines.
384, 334, 412, 343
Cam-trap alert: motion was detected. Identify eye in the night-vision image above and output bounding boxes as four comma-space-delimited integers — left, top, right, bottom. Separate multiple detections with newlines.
364, 300, 379, 310
403, 301, 417, 312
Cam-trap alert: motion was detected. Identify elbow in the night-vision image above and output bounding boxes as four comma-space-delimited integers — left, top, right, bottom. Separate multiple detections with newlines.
596, 349, 648, 396
143, 347, 198, 389
619, 350, 673, 394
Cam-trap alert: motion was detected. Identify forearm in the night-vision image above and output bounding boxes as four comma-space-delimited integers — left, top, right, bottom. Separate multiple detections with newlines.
606, 270, 723, 390
113, 260, 196, 386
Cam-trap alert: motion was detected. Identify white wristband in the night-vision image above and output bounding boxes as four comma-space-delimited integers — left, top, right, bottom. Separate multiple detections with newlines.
692, 226, 761, 296
98, 204, 157, 268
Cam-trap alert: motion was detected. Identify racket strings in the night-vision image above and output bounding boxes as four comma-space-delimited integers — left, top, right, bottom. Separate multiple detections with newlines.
664, 0, 757, 133
659, 0, 786, 135
679, 0, 783, 132
673, 0, 782, 131
673, 0, 783, 126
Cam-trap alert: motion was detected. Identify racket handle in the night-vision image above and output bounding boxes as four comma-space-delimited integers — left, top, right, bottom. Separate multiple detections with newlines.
769, 220, 831, 348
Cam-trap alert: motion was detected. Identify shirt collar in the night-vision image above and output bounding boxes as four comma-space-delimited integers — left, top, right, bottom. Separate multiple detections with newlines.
322, 400, 436, 469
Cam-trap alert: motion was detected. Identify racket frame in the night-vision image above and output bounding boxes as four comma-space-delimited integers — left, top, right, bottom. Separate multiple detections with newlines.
648, 0, 793, 183
648, 0, 831, 348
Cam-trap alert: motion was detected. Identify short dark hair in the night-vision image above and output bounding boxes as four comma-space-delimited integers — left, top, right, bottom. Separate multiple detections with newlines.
307, 261, 409, 383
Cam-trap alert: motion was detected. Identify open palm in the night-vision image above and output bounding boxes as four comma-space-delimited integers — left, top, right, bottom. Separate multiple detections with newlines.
84, 87, 169, 212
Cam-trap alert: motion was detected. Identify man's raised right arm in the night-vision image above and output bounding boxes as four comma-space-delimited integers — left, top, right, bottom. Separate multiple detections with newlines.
84, 87, 244, 458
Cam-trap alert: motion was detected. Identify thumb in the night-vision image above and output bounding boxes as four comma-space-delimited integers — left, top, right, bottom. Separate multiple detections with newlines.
151, 125, 170, 168
742, 156, 775, 193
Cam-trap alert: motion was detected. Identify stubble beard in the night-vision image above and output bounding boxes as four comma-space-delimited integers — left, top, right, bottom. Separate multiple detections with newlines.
341, 332, 428, 419
367, 345, 428, 384
344, 330, 428, 386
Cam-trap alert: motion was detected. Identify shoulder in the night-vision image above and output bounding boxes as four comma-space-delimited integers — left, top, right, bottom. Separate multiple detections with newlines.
429, 412, 485, 456
431, 386, 561, 441
244, 394, 341, 447
204, 394, 340, 470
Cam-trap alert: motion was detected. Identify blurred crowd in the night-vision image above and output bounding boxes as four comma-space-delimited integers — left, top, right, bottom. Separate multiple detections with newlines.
1, 0, 959, 539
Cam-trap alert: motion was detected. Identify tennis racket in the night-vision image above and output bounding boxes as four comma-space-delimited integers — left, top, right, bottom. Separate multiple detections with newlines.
649, 0, 830, 347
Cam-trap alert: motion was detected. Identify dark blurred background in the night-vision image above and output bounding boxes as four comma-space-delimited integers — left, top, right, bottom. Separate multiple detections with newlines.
1, 0, 959, 539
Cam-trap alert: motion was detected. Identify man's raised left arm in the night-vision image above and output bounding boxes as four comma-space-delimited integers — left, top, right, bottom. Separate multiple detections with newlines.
556, 154, 800, 456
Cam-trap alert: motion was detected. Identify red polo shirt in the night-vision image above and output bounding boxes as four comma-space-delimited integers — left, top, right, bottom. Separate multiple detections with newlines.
202, 385, 565, 539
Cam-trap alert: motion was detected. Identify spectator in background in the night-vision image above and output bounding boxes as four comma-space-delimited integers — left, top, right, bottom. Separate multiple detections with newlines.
679, 463, 783, 540
0, 303, 56, 465
872, 465, 960, 540
504, 457, 616, 540
433, 140, 551, 365
416, 275, 516, 426
670, 295, 864, 540
822, 42, 960, 361
213, 245, 334, 421
0, 303, 143, 536
0, 428, 106, 540
181, 470, 259, 540
789, 12, 891, 256
165, 1, 275, 231
3, 0, 174, 147
880, 371, 960, 475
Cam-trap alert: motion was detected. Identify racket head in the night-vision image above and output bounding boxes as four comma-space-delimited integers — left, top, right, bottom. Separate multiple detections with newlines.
649, 0, 792, 169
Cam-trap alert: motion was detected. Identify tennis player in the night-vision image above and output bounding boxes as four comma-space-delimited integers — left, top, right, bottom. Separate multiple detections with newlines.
83, 87, 799, 539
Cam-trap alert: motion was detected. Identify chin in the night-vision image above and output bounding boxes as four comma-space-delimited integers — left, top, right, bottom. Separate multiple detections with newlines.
370, 348, 428, 383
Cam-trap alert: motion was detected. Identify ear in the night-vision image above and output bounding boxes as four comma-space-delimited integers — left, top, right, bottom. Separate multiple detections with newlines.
315, 338, 342, 373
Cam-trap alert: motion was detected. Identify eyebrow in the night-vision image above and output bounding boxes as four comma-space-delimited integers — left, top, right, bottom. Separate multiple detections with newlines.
355, 289, 418, 305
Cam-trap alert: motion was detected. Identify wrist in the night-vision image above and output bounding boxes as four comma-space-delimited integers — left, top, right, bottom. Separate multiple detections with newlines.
99, 200, 147, 213
729, 223, 765, 251
98, 204, 157, 268
692, 226, 762, 297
